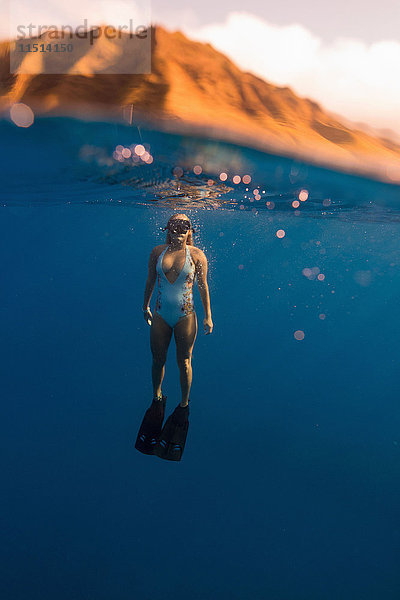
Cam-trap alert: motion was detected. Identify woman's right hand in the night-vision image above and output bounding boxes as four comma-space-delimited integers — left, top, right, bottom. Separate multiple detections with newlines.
143, 307, 153, 326
203, 316, 213, 335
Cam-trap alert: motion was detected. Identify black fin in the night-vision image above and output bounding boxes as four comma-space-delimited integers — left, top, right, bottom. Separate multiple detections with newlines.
135, 396, 167, 455
154, 404, 190, 461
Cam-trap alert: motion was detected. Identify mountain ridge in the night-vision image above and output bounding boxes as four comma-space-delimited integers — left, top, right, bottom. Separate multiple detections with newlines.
1, 25, 399, 183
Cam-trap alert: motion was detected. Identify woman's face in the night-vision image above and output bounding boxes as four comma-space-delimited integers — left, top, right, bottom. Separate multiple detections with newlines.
168, 218, 191, 241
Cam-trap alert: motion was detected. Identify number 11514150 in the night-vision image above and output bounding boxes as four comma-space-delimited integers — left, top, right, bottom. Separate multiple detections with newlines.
16, 43, 74, 53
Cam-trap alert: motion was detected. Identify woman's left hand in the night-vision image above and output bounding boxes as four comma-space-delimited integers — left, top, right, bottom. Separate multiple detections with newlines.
143, 307, 153, 326
203, 316, 213, 335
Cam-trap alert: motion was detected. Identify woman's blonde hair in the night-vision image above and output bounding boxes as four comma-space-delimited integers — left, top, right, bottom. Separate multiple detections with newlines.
165, 213, 194, 246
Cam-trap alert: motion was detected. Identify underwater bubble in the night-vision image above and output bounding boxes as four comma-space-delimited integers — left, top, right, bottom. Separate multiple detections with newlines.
354, 270, 372, 287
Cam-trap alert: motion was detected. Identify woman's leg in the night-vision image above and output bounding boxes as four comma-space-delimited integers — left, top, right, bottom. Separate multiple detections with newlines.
174, 312, 197, 407
150, 312, 173, 399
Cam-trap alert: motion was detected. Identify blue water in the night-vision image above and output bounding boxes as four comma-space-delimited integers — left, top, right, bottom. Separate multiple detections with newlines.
1, 116, 400, 599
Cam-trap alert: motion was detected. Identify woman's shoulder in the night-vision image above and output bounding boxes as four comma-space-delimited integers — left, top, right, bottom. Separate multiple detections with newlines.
149, 244, 168, 263
187, 245, 207, 262
151, 244, 168, 256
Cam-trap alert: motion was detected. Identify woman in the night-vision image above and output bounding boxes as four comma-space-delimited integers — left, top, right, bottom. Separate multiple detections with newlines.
135, 213, 213, 461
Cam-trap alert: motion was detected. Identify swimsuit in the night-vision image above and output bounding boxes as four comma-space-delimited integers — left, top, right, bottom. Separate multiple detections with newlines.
155, 245, 196, 328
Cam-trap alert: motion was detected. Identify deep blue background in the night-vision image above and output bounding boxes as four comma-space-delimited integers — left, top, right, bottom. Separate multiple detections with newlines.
1, 117, 400, 599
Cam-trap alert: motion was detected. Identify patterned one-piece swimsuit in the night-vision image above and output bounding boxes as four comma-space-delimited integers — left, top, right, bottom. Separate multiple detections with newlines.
155, 246, 196, 328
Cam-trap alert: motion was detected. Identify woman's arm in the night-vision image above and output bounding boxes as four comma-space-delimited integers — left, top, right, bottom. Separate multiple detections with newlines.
195, 249, 213, 335
142, 247, 159, 323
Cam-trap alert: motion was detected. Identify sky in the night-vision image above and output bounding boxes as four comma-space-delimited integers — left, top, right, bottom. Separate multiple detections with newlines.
152, 1, 400, 46
3, 0, 400, 135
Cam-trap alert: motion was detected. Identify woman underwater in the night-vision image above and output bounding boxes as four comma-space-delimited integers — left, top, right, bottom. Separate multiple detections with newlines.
135, 213, 213, 461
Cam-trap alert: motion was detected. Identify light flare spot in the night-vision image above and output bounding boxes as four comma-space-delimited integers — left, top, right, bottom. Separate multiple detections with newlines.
276, 229, 285, 238
173, 166, 184, 177
135, 144, 146, 156
294, 330, 305, 340
299, 189, 309, 202
10, 103, 35, 128
386, 164, 400, 183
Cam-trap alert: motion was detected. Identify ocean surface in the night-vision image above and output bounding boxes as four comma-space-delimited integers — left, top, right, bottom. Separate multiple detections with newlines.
1, 116, 400, 600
